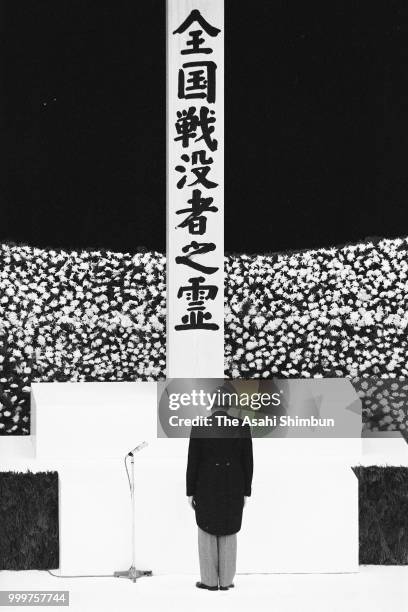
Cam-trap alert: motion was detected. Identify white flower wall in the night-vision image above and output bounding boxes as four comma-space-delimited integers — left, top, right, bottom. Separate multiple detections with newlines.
0, 238, 407, 434
0, 245, 166, 433
225, 239, 408, 433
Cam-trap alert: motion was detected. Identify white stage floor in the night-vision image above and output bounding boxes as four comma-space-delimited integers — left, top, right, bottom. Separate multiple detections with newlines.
0, 567, 406, 612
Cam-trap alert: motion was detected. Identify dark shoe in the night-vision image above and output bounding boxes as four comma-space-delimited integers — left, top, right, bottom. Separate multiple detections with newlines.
196, 581, 218, 591
219, 583, 234, 591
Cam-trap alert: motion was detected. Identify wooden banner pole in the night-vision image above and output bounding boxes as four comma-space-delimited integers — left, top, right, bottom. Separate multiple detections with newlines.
166, 0, 224, 379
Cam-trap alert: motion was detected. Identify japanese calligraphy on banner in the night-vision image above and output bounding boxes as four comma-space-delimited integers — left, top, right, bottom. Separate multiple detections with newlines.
167, 0, 224, 378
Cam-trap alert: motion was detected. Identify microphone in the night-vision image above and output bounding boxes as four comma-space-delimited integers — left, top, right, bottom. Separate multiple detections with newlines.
115, 440, 153, 581
128, 441, 148, 456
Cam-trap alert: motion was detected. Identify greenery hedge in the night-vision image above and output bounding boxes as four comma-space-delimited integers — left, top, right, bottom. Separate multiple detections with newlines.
0, 471, 59, 570
355, 466, 408, 565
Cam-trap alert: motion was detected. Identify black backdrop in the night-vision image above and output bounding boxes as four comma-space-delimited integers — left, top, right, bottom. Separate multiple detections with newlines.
1, 1, 408, 253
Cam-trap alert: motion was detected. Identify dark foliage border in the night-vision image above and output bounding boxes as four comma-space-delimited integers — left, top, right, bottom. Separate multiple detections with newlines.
354, 466, 408, 565
0, 471, 59, 570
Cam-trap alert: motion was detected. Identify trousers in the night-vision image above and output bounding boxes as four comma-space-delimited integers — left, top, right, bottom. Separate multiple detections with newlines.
197, 526, 237, 588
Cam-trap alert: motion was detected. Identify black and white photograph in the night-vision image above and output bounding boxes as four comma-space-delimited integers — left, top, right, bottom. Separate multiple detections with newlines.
0, 1, 408, 611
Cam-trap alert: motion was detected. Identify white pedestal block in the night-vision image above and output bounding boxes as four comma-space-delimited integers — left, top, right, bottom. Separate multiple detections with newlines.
0, 435, 35, 461
31, 382, 157, 459
0, 447, 358, 575
361, 431, 408, 467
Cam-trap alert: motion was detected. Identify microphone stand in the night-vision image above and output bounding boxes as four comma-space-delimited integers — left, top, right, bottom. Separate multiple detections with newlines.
114, 443, 152, 582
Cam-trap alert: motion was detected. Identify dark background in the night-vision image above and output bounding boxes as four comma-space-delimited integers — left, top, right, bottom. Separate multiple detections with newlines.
1, 1, 407, 254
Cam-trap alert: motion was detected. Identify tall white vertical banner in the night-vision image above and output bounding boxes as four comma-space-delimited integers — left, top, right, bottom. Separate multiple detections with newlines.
167, 0, 224, 378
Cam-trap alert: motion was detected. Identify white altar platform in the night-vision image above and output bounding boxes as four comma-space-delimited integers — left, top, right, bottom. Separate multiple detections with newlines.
0, 380, 369, 575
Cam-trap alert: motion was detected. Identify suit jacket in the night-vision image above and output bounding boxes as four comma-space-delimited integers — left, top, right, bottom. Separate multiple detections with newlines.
186, 410, 253, 536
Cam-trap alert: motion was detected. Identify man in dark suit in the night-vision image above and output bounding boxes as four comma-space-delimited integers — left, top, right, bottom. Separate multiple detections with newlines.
186, 407, 253, 591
